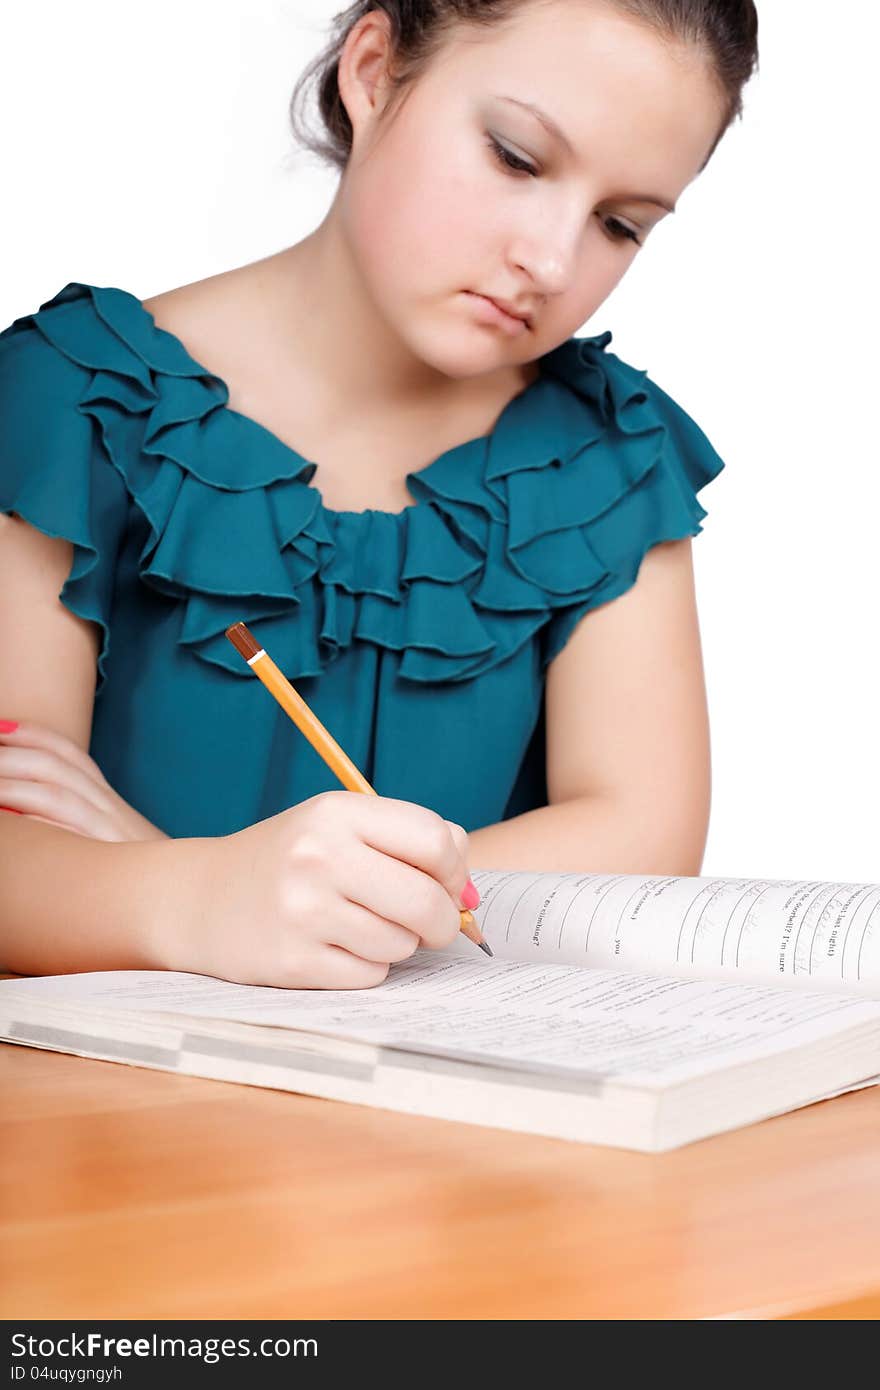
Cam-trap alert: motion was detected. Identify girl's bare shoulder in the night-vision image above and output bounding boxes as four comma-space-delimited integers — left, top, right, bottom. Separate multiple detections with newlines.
141, 262, 265, 371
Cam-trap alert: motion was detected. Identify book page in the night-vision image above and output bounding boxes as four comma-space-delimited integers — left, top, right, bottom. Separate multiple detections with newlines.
462, 871, 880, 997
2, 960, 880, 1088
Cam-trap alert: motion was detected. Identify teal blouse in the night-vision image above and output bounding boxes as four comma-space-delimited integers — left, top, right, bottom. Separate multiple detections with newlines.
0, 283, 725, 837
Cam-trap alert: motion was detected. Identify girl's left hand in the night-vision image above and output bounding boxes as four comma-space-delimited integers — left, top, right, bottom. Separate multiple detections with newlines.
0, 720, 168, 842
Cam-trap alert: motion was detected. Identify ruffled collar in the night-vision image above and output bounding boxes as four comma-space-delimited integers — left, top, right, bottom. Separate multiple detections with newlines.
24, 281, 706, 683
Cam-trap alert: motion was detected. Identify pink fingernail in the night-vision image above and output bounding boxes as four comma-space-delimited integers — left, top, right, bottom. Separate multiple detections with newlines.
0, 720, 18, 733
461, 877, 480, 910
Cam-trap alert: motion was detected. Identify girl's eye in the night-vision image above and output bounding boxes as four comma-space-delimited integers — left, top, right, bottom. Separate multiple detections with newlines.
601, 216, 643, 247
486, 133, 537, 177
487, 134, 644, 248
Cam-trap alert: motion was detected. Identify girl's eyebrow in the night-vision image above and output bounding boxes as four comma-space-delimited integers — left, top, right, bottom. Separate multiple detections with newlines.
491, 93, 677, 213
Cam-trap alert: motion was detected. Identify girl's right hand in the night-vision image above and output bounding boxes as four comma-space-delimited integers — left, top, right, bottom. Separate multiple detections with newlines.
162, 791, 477, 989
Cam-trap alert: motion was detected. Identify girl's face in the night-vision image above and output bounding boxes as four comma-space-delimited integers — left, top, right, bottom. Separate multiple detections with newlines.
338, 0, 726, 378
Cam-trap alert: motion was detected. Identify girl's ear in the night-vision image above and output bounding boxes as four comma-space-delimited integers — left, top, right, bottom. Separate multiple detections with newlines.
337, 10, 397, 142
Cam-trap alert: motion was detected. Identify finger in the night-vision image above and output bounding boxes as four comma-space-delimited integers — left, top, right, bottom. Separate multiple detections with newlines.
445, 821, 469, 855
305, 946, 391, 991
0, 720, 107, 787
326, 899, 421, 965
1, 807, 95, 838
336, 842, 462, 951
0, 777, 108, 839
0, 745, 111, 816
445, 820, 479, 902
346, 794, 473, 913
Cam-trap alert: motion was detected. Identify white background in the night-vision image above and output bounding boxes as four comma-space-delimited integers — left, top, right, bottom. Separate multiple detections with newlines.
2, 1, 878, 881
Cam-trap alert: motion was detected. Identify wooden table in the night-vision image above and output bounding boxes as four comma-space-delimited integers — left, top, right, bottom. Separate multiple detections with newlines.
1, 1040, 879, 1320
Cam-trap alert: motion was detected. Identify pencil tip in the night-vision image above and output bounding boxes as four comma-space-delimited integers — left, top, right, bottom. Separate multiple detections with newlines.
478, 940, 494, 957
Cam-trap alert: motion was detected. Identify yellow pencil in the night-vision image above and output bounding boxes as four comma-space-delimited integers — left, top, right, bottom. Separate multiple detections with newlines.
225, 621, 491, 955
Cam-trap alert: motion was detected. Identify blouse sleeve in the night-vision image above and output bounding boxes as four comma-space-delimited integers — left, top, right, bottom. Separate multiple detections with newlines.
538, 369, 726, 672
0, 311, 130, 687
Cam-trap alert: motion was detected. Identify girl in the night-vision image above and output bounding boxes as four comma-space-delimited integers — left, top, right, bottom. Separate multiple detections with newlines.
0, 0, 759, 987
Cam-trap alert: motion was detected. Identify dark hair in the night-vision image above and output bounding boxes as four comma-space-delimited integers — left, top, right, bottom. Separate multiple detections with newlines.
289, 0, 759, 174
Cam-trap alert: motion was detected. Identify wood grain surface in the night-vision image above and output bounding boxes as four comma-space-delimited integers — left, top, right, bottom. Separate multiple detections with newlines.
2, 1040, 879, 1319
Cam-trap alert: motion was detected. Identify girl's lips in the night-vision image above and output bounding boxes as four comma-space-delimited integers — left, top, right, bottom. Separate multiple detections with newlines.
463, 291, 530, 335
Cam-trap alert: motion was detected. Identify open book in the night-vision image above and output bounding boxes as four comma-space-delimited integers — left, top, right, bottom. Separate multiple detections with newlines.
2, 870, 879, 1152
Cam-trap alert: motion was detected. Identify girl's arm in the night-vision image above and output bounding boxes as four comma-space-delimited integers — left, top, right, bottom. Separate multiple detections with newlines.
0, 514, 99, 745
0, 515, 473, 985
0, 514, 180, 972
0, 813, 192, 974
466, 539, 712, 874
